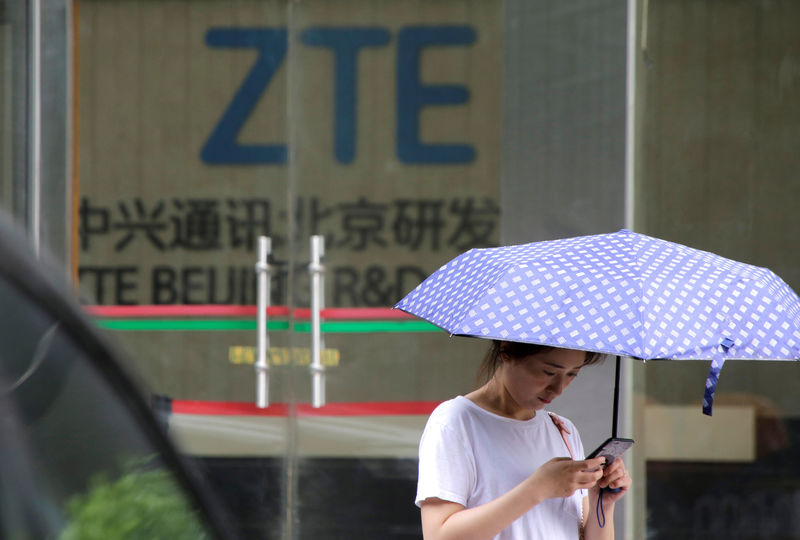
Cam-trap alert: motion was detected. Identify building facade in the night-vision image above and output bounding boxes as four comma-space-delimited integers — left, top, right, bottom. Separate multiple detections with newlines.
3, 1, 799, 538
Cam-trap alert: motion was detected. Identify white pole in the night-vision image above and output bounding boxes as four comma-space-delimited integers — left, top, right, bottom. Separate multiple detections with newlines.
624, 0, 639, 233
29, 0, 42, 256
255, 236, 271, 408
309, 235, 326, 408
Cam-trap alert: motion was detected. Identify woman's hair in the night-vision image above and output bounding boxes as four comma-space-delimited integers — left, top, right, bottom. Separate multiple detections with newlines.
476, 340, 605, 384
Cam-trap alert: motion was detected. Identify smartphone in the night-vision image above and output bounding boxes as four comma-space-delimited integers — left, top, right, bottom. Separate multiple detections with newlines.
586, 437, 634, 469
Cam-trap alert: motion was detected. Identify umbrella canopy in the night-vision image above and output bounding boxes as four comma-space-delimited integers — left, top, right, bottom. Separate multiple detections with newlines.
396, 229, 800, 416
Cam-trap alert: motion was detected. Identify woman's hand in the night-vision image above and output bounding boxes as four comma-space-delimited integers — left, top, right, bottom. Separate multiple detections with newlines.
590, 457, 631, 503
529, 457, 606, 501
582, 458, 631, 539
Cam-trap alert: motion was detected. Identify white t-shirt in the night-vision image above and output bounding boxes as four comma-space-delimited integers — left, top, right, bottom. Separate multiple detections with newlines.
416, 396, 586, 540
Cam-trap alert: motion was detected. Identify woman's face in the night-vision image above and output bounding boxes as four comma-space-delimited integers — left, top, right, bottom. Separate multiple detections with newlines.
498, 347, 587, 412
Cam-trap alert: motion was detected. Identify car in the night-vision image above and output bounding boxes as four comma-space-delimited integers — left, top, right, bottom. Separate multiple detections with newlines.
0, 214, 236, 539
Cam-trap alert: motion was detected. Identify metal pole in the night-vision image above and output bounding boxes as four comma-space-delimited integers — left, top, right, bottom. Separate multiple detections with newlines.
255, 236, 271, 408
29, 0, 43, 255
612, 355, 621, 438
309, 235, 326, 408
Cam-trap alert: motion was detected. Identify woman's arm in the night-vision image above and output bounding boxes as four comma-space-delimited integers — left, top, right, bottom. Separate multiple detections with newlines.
421, 457, 606, 540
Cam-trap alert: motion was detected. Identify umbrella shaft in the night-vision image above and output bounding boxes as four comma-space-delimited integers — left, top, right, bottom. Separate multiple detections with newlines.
612, 355, 620, 439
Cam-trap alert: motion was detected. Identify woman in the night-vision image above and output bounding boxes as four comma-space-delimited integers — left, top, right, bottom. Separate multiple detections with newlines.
416, 340, 631, 540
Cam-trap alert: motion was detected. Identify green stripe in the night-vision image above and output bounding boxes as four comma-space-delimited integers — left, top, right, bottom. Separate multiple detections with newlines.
293, 321, 440, 333
94, 319, 439, 333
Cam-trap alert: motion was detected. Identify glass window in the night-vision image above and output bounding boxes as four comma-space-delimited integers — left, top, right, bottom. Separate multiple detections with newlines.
635, 1, 800, 538
0, 0, 70, 266
67, 0, 800, 538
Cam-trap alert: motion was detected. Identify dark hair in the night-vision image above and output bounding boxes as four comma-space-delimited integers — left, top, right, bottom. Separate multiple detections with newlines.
477, 340, 605, 383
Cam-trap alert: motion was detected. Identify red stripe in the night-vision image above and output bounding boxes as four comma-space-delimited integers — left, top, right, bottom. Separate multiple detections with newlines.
173, 401, 289, 416
84, 305, 291, 318
321, 308, 413, 320
171, 400, 441, 417
84, 305, 414, 320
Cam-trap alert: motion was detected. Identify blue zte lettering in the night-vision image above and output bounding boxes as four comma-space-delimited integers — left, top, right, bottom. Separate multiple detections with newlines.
396, 26, 476, 164
201, 28, 288, 165
203, 25, 477, 166
301, 28, 391, 164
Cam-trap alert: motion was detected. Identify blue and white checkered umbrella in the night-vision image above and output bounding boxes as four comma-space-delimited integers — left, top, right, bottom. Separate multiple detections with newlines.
395, 229, 800, 416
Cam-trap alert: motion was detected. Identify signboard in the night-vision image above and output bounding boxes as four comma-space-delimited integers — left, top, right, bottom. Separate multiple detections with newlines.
78, 0, 502, 308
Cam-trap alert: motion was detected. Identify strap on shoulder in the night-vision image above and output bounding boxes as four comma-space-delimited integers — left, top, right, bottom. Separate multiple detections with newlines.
548, 412, 575, 460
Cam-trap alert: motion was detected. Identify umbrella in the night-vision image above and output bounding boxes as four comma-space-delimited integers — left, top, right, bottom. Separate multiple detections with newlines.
395, 229, 800, 428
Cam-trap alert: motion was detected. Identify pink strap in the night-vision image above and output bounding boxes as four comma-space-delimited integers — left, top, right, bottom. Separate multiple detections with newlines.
548, 412, 575, 459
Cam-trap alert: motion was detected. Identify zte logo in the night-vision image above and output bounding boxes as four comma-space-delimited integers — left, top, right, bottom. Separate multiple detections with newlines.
202, 26, 477, 166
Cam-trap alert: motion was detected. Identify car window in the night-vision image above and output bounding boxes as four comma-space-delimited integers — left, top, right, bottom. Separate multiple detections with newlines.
0, 273, 214, 539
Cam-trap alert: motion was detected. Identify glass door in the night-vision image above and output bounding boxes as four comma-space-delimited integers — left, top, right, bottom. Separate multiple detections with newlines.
76, 0, 505, 537
283, 1, 503, 537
